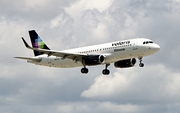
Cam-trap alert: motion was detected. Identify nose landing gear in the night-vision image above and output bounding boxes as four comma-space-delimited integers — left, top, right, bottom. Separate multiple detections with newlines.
139, 57, 144, 67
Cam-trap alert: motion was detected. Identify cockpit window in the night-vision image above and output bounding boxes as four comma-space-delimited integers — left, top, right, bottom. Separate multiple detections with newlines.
143, 41, 153, 44
149, 41, 153, 43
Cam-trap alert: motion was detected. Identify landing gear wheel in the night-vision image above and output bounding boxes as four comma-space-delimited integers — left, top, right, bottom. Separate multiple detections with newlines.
102, 64, 110, 75
139, 63, 144, 67
138, 57, 144, 67
102, 69, 110, 75
81, 68, 88, 74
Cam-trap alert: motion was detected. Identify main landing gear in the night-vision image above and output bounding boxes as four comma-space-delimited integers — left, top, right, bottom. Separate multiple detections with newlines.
81, 66, 89, 74
102, 64, 110, 75
139, 57, 144, 67
81, 64, 110, 75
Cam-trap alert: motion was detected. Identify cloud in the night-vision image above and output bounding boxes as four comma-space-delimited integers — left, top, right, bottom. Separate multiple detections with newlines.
0, 0, 180, 113
81, 64, 180, 104
65, 0, 114, 19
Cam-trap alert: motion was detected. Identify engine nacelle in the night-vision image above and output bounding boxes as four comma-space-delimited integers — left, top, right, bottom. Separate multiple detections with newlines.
82, 55, 104, 66
114, 58, 136, 68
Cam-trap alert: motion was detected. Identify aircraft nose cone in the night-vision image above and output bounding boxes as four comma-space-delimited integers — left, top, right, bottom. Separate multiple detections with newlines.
153, 44, 160, 52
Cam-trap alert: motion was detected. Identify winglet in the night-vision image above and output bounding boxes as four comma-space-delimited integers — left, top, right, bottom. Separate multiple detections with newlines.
21, 37, 48, 54
22, 37, 31, 49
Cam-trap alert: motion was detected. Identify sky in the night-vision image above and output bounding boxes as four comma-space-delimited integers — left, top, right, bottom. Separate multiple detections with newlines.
0, 0, 180, 113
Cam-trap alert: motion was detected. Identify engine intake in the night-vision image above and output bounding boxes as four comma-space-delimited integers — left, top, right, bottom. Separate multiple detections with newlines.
114, 58, 136, 68
83, 55, 104, 66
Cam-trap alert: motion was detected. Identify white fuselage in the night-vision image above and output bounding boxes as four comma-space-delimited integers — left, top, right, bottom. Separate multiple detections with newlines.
28, 38, 160, 68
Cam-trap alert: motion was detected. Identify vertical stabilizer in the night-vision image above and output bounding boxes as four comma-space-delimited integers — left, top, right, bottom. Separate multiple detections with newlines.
29, 30, 50, 56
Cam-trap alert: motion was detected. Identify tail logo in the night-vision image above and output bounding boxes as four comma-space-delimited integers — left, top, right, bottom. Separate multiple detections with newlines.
33, 36, 45, 49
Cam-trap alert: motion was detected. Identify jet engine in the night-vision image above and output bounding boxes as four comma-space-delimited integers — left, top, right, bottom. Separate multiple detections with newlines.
114, 58, 136, 68
82, 55, 104, 66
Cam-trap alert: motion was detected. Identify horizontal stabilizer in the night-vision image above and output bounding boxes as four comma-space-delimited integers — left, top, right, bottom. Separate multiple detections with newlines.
14, 57, 42, 62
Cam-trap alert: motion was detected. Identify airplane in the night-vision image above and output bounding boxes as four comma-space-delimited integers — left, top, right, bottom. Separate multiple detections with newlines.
15, 30, 160, 75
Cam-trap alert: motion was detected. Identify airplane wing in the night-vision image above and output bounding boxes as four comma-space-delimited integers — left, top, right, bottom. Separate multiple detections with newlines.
21, 37, 89, 61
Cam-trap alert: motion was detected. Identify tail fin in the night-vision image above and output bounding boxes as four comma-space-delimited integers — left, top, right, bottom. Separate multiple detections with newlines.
29, 30, 50, 56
